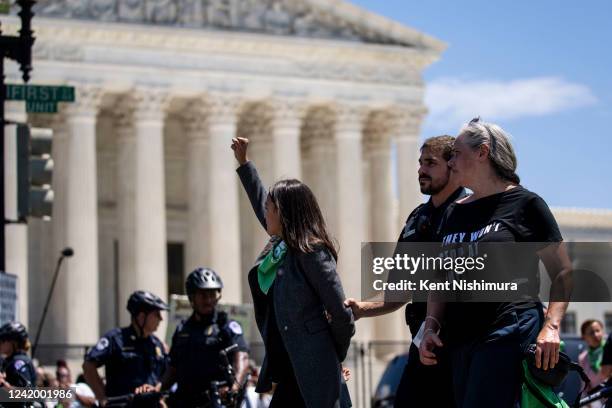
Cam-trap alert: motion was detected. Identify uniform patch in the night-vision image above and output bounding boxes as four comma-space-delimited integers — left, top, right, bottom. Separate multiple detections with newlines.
229, 321, 242, 335
402, 228, 416, 239
155, 346, 162, 357
96, 337, 110, 351
402, 217, 416, 239
13, 360, 25, 371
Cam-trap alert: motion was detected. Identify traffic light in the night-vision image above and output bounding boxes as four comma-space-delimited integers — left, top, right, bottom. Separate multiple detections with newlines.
16, 124, 54, 219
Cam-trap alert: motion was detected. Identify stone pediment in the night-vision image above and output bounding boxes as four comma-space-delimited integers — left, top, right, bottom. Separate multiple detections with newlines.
30, 0, 444, 50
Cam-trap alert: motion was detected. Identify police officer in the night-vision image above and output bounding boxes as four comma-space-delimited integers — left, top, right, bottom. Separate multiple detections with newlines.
0, 321, 36, 388
345, 135, 464, 407
162, 267, 249, 408
82, 291, 169, 406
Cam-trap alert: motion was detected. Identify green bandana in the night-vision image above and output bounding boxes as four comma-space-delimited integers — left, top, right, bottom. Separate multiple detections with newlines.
257, 240, 287, 295
588, 339, 606, 373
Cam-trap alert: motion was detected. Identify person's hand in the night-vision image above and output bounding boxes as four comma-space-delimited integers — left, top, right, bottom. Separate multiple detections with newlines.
231, 137, 249, 165
324, 310, 332, 323
344, 298, 364, 321
218, 385, 231, 399
0, 371, 7, 387
134, 383, 158, 394
230, 382, 241, 396
536, 323, 560, 370
419, 329, 443, 366
342, 366, 351, 382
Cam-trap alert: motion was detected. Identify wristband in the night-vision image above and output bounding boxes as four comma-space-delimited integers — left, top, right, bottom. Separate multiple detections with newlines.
425, 315, 441, 329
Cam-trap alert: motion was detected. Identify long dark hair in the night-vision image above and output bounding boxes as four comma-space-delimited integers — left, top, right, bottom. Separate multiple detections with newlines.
268, 179, 338, 260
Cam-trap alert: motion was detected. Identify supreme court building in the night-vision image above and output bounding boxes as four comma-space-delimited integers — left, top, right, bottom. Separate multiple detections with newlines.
3, 0, 612, 373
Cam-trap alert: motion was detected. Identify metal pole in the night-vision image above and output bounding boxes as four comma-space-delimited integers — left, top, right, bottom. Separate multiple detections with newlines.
32, 254, 65, 358
1, 20, 6, 273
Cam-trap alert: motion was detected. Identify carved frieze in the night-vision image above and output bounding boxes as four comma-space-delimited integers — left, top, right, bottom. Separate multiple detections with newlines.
31, 0, 418, 46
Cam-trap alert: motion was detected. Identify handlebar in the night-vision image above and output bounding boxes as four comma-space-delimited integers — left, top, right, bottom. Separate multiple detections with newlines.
579, 379, 612, 407
104, 390, 168, 408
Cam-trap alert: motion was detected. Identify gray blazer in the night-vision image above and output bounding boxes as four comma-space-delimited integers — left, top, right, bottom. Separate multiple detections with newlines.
237, 162, 355, 408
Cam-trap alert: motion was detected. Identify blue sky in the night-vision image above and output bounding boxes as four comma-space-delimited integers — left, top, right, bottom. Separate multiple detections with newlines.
352, 0, 611, 209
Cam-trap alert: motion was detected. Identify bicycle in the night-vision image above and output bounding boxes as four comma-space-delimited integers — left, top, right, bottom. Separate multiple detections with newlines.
579, 379, 612, 407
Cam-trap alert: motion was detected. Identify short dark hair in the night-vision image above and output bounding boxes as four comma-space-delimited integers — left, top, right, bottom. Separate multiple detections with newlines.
580, 319, 604, 336
420, 135, 455, 162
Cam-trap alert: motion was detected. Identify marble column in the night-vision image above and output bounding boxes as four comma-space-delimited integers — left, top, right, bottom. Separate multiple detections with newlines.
394, 109, 426, 226
115, 90, 169, 326
185, 102, 210, 275
63, 88, 102, 344
367, 138, 395, 242
236, 103, 273, 303
334, 105, 365, 299
272, 100, 303, 180
300, 107, 338, 236
375, 108, 427, 342
206, 95, 241, 304
40, 86, 103, 348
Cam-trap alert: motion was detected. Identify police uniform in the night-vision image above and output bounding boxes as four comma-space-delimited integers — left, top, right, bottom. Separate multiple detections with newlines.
85, 326, 167, 397
391, 187, 465, 408
2, 351, 36, 387
0, 352, 36, 408
169, 310, 248, 407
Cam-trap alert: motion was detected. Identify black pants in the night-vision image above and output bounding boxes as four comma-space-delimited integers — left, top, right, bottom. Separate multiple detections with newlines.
269, 365, 307, 408
450, 307, 542, 408
394, 343, 455, 408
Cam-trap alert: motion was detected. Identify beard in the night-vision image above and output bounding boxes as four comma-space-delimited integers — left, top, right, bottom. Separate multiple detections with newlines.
419, 175, 449, 195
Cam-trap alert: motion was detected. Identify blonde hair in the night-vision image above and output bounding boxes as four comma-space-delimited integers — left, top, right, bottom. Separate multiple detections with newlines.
459, 118, 520, 183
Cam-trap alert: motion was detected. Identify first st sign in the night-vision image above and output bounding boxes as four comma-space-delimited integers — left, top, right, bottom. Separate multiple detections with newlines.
5, 84, 75, 113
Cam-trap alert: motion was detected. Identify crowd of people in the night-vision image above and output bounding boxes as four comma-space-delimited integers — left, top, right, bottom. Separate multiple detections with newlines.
0, 117, 606, 407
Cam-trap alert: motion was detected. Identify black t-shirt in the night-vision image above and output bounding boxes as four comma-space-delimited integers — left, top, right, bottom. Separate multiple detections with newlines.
436, 185, 562, 344
389, 188, 466, 334
398, 188, 466, 244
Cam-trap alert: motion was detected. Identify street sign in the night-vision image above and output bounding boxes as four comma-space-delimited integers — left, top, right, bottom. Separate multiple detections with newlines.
25, 101, 58, 113
6, 84, 75, 102
5, 84, 75, 113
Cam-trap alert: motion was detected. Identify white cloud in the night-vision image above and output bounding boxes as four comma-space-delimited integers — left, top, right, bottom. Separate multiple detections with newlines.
424, 77, 597, 131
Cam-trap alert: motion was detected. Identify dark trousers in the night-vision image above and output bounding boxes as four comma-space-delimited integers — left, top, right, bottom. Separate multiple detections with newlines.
394, 342, 455, 408
269, 362, 351, 408
269, 364, 307, 408
450, 307, 543, 408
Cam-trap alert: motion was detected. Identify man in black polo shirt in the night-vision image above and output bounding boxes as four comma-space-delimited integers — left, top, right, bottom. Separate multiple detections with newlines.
346, 135, 463, 407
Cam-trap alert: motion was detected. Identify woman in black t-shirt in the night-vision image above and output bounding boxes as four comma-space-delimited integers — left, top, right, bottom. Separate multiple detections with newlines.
418, 118, 572, 408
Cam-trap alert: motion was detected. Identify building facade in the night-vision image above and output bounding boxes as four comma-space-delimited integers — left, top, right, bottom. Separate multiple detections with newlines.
3, 1, 611, 374
4, 0, 446, 354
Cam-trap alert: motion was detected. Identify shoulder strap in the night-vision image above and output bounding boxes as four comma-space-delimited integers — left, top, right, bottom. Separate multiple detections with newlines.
435, 202, 456, 238
405, 203, 428, 224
